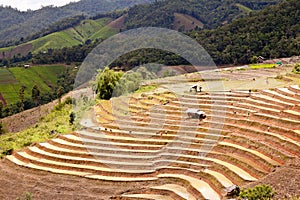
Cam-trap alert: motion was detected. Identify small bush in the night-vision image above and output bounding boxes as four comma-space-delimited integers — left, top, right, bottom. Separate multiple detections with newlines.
64, 97, 73, 105
239, 184, 275, 200
16, 192, 33, 200
0, 122, 5, 135
2, 148, 13, 156
292, 63, 300, 74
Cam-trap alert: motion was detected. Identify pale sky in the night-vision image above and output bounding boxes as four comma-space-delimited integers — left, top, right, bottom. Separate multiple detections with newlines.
0, 0, 80, 11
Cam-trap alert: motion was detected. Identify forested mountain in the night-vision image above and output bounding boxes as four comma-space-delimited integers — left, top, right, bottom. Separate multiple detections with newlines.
190, 0, 300, 64
0, 0, 155, 47
123, 0, 280, 30
2, 0, 297, 67
106, 0, 299, 68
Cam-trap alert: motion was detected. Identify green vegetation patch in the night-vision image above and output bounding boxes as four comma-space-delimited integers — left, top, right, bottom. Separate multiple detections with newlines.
89, 26, 118, 41
0, 68, 17, 84
0, 103, 74, 158
30, 65, 66, 85
239, 184, 276, 200
292, 63, 300, 74
32, 31, 83, 53
1, 17, 114, 56
236, 3, 252, 14
135, 85, 158, 94
0, 65, 65, 104
249, 63, 277, 69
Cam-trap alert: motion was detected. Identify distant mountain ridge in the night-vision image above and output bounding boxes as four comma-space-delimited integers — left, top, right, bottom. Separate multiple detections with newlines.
0, 0, 286, 66
0, 0, 155, 47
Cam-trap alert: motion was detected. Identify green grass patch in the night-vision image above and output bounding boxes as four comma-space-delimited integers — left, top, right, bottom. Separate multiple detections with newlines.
135, 85, 158, 94
0, 103, 74, 158
31, 31, 83, 53
30, 65, 65, 85
0, 68, 17, 84
0, 65, 65, 104
0, 18, 114, 55
74, 18, 112, 39
236, 3, 252, 14
0, 45, 15, 52
249, 63, 276, 69
89, 26, 118, 40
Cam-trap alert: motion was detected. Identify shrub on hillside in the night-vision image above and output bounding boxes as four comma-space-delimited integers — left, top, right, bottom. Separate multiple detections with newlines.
0, 122, 4, 135
292, 63, 300, 74
16, 192, 33, 200
239, 184, 275, 200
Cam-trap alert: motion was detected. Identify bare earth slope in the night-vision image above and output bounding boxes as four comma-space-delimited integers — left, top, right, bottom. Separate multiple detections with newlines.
1, 60, 300, 199
0, 158, 159, 200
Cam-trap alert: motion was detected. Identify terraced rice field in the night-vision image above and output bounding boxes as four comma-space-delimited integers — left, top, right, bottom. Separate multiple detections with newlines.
6, 80, 300, 199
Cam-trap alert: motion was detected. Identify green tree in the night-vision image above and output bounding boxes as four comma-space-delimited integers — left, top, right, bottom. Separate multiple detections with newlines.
31, 85, 40, 106
250, 55, 258, 64
57, 86, 64, 105
0, 121, 4, 134
69, 112, 75, 125
0, 101, 3, 118
92, 67, 123, 100
19, 85, 26, 111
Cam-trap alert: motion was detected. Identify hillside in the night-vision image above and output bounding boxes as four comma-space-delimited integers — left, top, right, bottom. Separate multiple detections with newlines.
0, 64, 79, 120
0, 65, 66, 105
0, 0, 155, 47
0, 0, 283, 65
110, 0, 299, 68
189, 0, 300, 64
123, 0, 281, 30
1, 60, 300, 199
0, 17, 119, 58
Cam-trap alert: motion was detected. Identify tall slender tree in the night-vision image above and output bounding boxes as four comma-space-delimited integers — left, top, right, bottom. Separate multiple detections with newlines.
31, 85, 40, 106
0, 101, 3, 118
19, 85, 26, 111
57, 86, 64, 105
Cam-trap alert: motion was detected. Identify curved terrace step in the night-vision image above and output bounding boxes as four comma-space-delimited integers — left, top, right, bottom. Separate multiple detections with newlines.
6, 155, 158, 182
289, 85, 300, 94
151, 184, 197, 200
121, 194, 175, 200
260, 89, 300, 105
157, 174, 220, 200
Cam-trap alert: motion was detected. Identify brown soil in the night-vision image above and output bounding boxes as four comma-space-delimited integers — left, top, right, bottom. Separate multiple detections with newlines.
0, 44, 32, 59
173, 13, 204, 31
108, 16, 125, 29
1, 92, 72, 133
246, 158, 300, 200
0, 157, 298, 200
0, 158, 159, 200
